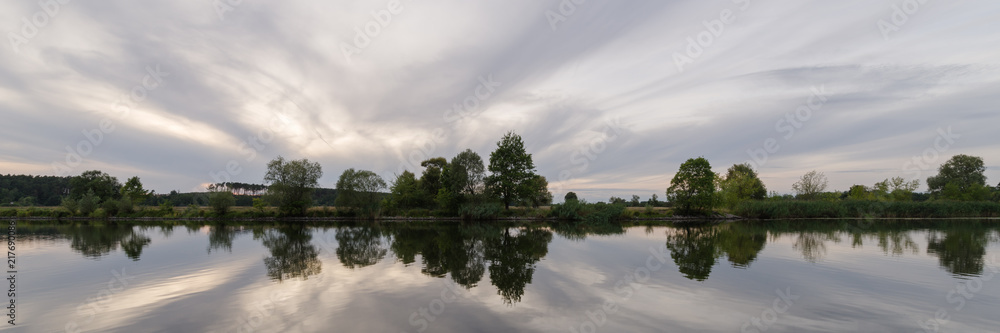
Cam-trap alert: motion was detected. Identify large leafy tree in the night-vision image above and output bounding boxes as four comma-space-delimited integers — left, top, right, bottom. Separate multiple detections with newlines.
448, 149, 486, 198
486, 131, 536, 210
666, 157, 716, 215
335, 168, 387, 217
792, 170, 828, 200
419, 157, 448, 204
69, 170, 121, 201
264, 156, 323, 216
927, 155, 989, 201
388, 171, 421, 211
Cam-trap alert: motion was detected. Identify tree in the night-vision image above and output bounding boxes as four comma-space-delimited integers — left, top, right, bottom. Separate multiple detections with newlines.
264, 156, 323, 216
388, 171, 421, 211
873, 177, 920, 201
78, 190, 99, 215
70, 170, 121, 201
927, 155, 989, 201
630, 195, 641, 207
208, 184, 236, 216
419, 157, 448, 205
564, 192, 579, 203
666, 157, 716, 215
718, 163, 767, 209
486, 132, 536, 210
335, 169, 387, 217
792, 170, 828, 200
120, 176, 150, 209
448, 149, 486, 198
524, 175, 552, 208
650, 193, 660, 207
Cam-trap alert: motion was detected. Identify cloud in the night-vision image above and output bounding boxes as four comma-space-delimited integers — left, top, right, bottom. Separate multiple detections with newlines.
1, 0, 998, 201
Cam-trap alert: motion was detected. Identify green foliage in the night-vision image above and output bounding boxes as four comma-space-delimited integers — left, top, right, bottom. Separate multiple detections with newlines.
158, 200, 174, 217
388, 171, 422, 211
551, 199, 585, 220
102, 199, 120, 216
118, 197, 134, 216
718, 163, 767, 209
62, 197, 79, 215
666, 157, 716, 215
583, 202, 626, 225
335, 168, 387, 218
564, 192, 578, 202
486, 131, 536, 210
70, 170, 121, 201
435, 187, 459, 214
252, 198, 267, 214
119, 176, 150, 204
78, 190, 99, 215
208, 185, 236, 216
524, 175, 552, 208
90, 208, 108, 219
264, 156, 323, 216
928, 154, 987, 200
449, 149, 486, 197
735, 200, 1000, 219
792, 170, 828, 200
183, 204, 202, 218
419, 157, 448, 204
458, 202, 504, 220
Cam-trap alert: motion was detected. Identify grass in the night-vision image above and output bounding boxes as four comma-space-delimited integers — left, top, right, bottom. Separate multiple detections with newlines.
734, 200, 1000, 219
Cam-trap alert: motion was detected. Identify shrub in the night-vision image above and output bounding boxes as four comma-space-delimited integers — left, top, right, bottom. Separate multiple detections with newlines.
62, 197, 79, 215
459, 202, 504, 220
102, 199, 120, 216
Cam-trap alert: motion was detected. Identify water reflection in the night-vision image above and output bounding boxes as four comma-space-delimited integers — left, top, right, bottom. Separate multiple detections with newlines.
14, 220, 1000, 284
259, 226, 322, 282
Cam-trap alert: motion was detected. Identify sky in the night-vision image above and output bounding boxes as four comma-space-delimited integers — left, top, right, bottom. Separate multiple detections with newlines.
1, 0, 999, 202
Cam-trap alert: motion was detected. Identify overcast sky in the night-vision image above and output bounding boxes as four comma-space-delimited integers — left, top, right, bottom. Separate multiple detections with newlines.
2, 0, 999, 202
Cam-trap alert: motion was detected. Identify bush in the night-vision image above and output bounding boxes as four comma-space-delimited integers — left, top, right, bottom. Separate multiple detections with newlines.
209, 191, 236, 216
102, 199, 120, 216
90, 208, 108, 219
118, 197, 134, 216
551, 200, 585, 220
459, 202, 504, 220
158, 200, 174, 217
183, 204, 202, 218
62, 197, 79, 215
79, 191, 99, 215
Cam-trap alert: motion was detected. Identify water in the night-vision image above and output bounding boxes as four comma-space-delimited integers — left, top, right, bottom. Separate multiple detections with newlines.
9, 220, 1000, 332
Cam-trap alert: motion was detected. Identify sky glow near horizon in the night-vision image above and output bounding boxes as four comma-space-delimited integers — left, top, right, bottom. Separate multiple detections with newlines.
1, 0, 999, 201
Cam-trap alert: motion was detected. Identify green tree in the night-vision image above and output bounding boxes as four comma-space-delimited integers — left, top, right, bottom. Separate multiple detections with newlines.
448, 149, 486, 198
666, 157, 717, 215
264, 156, 323, 216
524, 175, 552, 208
650, 193, 660, 207
388, 171, 422, 211
486, 132, 536, 210
419, 157, 448, 205
70, 170, 121, 201
78, 190, 99, 215
564, 192, 579, 203
208, 184, 236, 216
718, 163, 767, 209
874, 177, 920, 201
927, 155, 989, 201
792, 170, 828, 200
335, 169, 387, 217
119, 176, 150, 204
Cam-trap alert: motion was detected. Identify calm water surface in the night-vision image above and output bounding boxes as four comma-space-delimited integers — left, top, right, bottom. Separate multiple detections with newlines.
9, 219, 1000, 332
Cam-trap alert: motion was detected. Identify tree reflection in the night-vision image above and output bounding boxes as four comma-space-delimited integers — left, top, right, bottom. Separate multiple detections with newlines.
716, 224, 767, 268
208, 225, 242, 254
665, 225, 720, 281
485, 228, 553, 305
336, 226, 388, 269
260, 227, 322, 282
67, 224, 151, 261
927, 227, 989, 276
